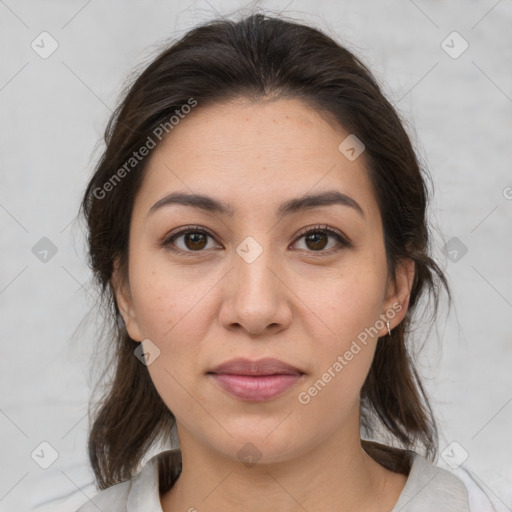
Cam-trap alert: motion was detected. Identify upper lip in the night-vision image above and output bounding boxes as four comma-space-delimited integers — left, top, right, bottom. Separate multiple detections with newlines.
208, 357, 304, 376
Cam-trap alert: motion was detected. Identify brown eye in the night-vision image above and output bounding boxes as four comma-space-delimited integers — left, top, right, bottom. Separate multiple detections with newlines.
293, 225, 351, 253
161, 224, 351, 257
183, 232, 208, 250
304, 232, 329, 251
161, 226, 219, 255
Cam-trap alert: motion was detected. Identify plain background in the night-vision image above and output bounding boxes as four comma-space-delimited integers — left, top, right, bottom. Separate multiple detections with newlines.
1, 0, 511, 510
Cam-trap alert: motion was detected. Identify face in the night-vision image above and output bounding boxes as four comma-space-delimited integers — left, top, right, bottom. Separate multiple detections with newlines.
113, 97, 413, 464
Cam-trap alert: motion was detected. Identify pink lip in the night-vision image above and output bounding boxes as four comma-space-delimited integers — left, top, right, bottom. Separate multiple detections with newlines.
209, 374, 303, 401
207, 357, 305, 401
209, 357, 304, 376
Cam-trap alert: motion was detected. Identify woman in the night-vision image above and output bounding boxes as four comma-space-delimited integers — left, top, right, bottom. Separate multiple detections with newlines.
76, 12, 488, 511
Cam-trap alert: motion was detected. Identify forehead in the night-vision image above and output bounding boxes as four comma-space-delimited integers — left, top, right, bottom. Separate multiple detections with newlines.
134, 97, 380, 223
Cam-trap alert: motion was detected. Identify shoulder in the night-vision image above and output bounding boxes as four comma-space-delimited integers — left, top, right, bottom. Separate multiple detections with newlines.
74, 479, 132, 512
74, 450, 169, 512
392, 451, 471, 511
392, 451, 498, 512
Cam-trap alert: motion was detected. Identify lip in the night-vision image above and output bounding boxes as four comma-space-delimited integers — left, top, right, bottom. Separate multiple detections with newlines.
207, 357, 305, 402
209, 357, 304, 376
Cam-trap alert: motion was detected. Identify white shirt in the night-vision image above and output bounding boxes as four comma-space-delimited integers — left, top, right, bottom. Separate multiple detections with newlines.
74, 449, 497, 511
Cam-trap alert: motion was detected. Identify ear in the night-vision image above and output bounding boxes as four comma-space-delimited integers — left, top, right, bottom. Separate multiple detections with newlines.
381, 257, 415, 332
111, 256, 143, 342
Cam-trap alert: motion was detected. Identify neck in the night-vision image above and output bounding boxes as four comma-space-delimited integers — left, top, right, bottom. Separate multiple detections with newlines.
160, 414, 407, 512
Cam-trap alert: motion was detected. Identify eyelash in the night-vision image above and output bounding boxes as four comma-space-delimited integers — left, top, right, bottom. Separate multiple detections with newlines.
160, 224, 351, 257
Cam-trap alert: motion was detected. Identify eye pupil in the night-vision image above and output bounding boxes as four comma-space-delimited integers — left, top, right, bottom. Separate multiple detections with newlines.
305, 232, 328, 251
186, 232, 207, 250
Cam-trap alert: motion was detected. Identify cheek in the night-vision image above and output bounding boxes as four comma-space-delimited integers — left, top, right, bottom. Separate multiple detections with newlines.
127, 251, 224, 404
128, 249, 215, 342
128, 265, 211, 416
294, 282, 382, 423
297, 344, 375, 423
294, 266, 385, 396
297, 262, 386, 344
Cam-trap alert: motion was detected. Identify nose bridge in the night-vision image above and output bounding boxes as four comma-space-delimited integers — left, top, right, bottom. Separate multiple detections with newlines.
222, 234, 291, 334
235, 234, 280, 302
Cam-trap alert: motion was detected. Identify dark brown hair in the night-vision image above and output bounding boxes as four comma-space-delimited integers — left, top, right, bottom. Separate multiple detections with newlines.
80, 12, 451, 493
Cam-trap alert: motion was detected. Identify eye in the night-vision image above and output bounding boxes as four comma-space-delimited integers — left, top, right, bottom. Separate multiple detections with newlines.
160, 224, 351, 256
160, 226, 220, 255
292, 224, 351, 253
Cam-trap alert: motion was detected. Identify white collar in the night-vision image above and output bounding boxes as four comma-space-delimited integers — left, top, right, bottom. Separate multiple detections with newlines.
123, 449, 470, 512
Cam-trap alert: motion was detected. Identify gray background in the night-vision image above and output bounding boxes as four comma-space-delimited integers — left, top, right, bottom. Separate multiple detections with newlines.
1, 0, 511, 510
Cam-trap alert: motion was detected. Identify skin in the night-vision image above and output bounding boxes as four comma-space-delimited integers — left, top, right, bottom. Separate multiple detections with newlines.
112, 97, 415, 512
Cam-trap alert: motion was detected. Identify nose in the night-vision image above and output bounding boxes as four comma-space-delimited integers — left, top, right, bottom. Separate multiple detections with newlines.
218, 242, 293, 337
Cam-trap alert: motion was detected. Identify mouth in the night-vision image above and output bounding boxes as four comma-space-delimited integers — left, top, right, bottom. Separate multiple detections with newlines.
207, 357, 305, 401
208, 357, 304, 376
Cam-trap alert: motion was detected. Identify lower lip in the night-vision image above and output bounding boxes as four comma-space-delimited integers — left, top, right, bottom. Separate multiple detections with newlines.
209, 373, 303, 401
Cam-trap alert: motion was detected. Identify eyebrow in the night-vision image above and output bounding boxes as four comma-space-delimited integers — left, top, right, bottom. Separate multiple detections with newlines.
148, 190, 365, 219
